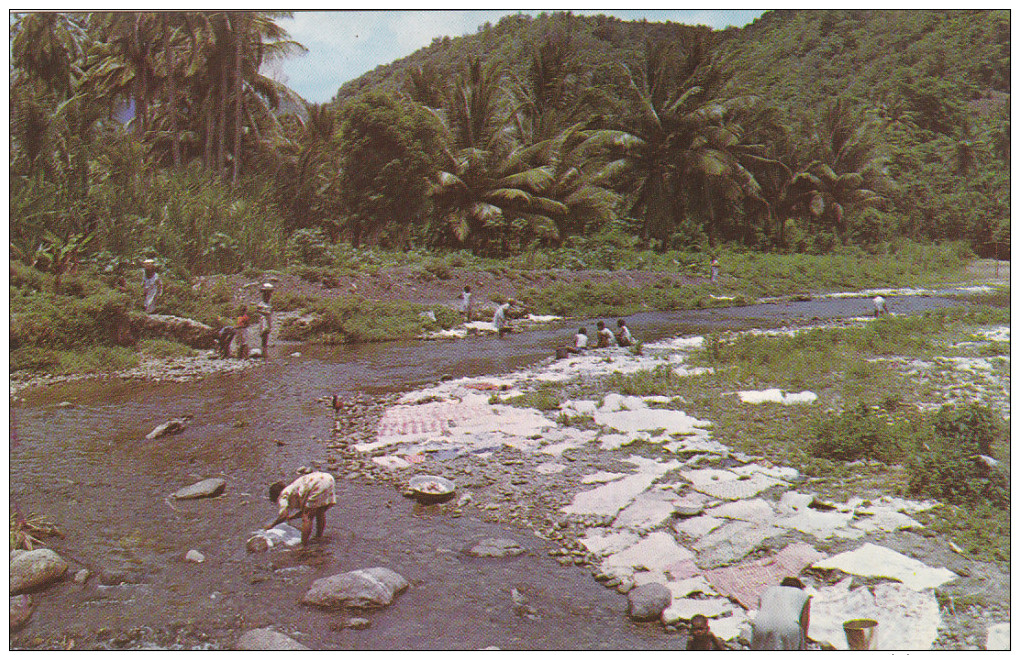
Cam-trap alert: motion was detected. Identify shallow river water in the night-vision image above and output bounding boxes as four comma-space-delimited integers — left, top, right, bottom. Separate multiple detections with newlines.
9, 292, 968, 649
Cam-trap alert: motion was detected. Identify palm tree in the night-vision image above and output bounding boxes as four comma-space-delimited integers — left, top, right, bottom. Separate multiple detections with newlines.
800, 98, 890, 234
595, 34, 768, 248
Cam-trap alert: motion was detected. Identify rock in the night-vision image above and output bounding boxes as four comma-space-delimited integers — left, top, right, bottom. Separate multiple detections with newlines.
57, 401, 73, 408
10, 548, 68, 593
466, 537, 526, 558
986, 623, 1010, 650
340, 617, 372, 630
171, 478, 226, 500
246, 535, 270, 553
130, 314, 217, 349
302, 567, 409, 610
627, 582, 671, 622
236, 628, 309, 650
145, 417, 190, 440
185, 550, 206, 563
10, 595, 34, 631
73, 569, 91, 584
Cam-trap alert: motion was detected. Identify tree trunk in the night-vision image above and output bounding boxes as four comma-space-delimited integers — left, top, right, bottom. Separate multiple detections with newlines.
163, 19, 181, 169
217, 56, 228, 177
231, 13, 244, 188
133, 14, 147, 138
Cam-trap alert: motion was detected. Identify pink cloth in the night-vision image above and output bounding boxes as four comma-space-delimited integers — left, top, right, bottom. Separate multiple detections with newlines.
703, 544, 824, 609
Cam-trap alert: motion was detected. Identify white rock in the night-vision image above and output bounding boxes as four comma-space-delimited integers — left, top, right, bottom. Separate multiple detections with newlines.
811, 544, 956, 591
185, 550, 206, 563
986, 623, 1010, 650
237, 628, 309, 650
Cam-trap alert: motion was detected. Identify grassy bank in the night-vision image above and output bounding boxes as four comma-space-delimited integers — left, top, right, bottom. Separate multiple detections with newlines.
571, 299, 1010, 560
5, 243, 993, 374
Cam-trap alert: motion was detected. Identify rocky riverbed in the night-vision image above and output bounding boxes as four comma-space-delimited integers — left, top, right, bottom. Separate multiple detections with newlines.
314, 320, 1010, 650
8, 281, 1009, 649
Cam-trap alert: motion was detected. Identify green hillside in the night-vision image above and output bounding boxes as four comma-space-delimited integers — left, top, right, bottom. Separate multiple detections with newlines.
9, 10, 1011, 279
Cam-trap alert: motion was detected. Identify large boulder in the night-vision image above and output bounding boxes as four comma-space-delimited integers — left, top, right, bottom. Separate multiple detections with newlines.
627, 582, 671, 622
130, 313, 216, 349
171, 478, 226, 500
236, 628, 309, 650
10, 595, 34, 631
10, 549, 68, 594
302, 567, 409, 610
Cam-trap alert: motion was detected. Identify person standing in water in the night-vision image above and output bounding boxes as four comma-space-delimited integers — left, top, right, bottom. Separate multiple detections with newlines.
873, 295, 890, 317
710, 256, 720, 284
266, 471, 337, 547
141, 259, 163, 313
256, 282, 274, 352
459, 285, 473, 321
494, 299, 514, 338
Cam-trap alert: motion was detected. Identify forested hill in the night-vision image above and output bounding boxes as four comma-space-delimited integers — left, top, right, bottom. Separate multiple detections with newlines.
8, 11, 1010, 282
330, 9, 1010, 256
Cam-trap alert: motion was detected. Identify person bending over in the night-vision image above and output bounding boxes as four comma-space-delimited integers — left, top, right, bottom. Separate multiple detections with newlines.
266, 471, 337, 547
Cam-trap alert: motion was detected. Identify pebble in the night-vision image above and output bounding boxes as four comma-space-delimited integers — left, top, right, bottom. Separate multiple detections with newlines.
73, 569, 91, 584
185, 550, 206, 563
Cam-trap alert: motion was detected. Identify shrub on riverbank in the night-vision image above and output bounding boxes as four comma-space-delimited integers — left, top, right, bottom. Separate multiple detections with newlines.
279, 296, 461, 343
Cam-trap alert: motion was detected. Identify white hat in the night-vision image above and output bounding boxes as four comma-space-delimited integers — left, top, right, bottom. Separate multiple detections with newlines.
261, 282, 275, 291
142, 259, 156, 265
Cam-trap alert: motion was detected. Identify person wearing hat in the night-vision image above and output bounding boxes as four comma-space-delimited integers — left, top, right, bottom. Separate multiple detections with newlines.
141, 259, 163, 314
256, 282, 274, 352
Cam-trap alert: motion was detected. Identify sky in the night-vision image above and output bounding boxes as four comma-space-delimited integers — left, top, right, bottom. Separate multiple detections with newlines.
270, 10, 766, 104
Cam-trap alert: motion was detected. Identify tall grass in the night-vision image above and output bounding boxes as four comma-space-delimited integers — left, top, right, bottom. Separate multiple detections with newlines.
279, 296, 462, 344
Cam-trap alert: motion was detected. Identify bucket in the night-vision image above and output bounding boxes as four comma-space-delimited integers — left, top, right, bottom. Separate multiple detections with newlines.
843, 618, 878, 650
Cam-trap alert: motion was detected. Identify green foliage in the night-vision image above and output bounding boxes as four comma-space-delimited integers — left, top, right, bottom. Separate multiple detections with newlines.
139, 339, 194, 359
279, 296, 454, 343
808, 402, 908, 462
286, 228, 335, 267
907, 415, 1009, 510
932, 402, 1004, 457
502, 389, 562, 411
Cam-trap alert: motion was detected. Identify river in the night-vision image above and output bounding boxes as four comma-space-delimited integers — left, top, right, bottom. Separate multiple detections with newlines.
9, 291, 971, 649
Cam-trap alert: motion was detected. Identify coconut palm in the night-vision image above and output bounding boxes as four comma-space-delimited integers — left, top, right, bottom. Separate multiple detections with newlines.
594, 34, 769, 248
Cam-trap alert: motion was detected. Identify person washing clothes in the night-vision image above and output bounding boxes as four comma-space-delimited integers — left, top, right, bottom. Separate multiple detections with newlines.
751, 577, 811, 650
256, 282, 274, 352
615, 318, 633, 346
265, 471, 337, 548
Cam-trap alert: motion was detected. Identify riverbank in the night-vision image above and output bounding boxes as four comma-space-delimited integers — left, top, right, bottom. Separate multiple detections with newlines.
9, 254, 1008, 396
319, 306, 1010, 649
8, 288, 1009, 649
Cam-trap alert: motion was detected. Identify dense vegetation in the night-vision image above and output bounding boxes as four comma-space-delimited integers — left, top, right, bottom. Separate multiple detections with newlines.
9, 10, 1010, 277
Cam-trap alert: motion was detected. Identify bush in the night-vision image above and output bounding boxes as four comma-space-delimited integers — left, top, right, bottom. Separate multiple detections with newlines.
279, 296, 440, 343
286, 228, 334, 267
139, 339, 194, 359
808, 402, 903, 462
933, 402, 1004, 457
10, 347, 60, 372
907, 402, 1009, 507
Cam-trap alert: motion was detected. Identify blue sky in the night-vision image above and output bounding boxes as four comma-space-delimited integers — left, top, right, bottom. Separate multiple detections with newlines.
270, 10, 766, 104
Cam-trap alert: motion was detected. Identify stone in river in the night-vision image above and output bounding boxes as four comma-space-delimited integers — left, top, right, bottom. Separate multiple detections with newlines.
73, 569, 91, 584
627, 582, 671, 622
10, 548, 68, 593
236, 627, 309, 650
10, 595, 34, 631
171, 478, 226, 500
185, 549, 206, 563
302, 567, 409, 610
145, 417, 190, 440
466, 537, 526, 558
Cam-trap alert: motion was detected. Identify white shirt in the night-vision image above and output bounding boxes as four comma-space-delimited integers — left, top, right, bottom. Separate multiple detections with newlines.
574, 333, 588, 349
